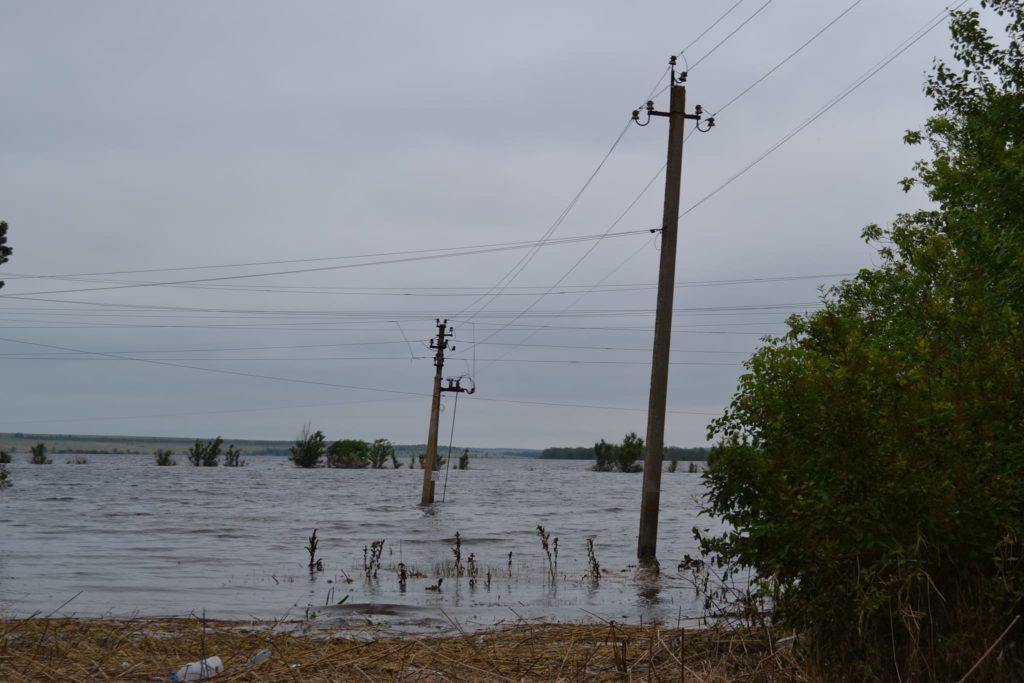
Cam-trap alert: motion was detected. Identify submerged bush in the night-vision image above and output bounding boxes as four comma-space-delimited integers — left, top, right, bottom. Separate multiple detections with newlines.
28, 443, 51, 465
366, 438, 394, 469
154, 449, 176, 466
327, 439, 368, 468
0, 450, 11, 464
222, 444, 245, 467
592, 433, 643, 472
187, 437, 222, 467
290, 425, 326, 468
0, 464, 10, 488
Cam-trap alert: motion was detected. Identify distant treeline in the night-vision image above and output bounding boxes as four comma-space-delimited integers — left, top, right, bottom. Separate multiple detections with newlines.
540, 445, 710, 461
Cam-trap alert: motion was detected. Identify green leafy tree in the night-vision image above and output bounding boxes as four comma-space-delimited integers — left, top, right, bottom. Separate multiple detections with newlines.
290, 425, 326, 468
0, 220, 11, 290
222, 444, 245, 467
29, 443, 51, 465
327, 439, 369, 468
366, 438, 394, 469
592, 433, 643, 472
187, 437, 222, 467
697, 3, 1024, 678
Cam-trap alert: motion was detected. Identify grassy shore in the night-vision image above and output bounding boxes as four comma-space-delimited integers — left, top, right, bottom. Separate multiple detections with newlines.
0, 616, 809, 682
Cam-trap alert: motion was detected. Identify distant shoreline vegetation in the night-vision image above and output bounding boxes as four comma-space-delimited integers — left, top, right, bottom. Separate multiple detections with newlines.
540, 445, 710, 461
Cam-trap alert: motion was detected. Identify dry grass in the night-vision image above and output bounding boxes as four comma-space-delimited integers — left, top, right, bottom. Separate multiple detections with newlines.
0, 616, 814, 682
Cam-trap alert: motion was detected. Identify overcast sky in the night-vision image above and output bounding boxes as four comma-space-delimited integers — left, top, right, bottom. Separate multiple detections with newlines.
0, 1, 968, 449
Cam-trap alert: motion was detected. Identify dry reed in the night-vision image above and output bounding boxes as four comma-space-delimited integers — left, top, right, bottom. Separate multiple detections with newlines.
0, 615, 813, 682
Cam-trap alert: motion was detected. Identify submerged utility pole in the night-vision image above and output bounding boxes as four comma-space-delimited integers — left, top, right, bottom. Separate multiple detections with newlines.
421, 319, 453, 505
634, 57, 714, 563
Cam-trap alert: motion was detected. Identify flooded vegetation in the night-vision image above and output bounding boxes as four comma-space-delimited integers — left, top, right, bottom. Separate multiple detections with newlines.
0, 454, 715, 632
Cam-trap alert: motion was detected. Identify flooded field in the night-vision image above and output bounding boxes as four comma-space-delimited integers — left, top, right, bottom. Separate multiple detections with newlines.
0, 455, 719, 633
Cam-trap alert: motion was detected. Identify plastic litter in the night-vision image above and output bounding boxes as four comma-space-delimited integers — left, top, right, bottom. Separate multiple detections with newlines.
245, 648, 272, 667
169, 655, 223, 681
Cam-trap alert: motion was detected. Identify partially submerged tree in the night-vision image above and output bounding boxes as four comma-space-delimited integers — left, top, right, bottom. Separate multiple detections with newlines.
0, 220, 11, 291
698, 3, 1024, 678
222, 444, 245, 467
592, 433, 643, 472
290, 425, 326, 468
154, 449, 176, 466
187, 437, 222, 467
28, 443, 51, 465
327, 439, 369, 468
366, 438, 395, 469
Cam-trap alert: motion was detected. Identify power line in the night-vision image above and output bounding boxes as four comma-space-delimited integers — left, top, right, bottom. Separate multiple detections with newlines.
680, 0, 970, 220
0, 228, 654, 298
712, 0, 867, 116
689, 0, 775, 71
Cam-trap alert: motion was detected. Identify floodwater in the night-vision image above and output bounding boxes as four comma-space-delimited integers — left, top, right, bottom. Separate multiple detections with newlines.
0, 455, 719, 633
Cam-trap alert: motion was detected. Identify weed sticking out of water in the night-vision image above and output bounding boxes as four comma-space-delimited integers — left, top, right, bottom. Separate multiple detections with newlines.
397, 562, 408, 592
688, 461, 699, 473
507, 551, 513, 577
587, 538, 601, 582
451, 532, 463, 576
64, 456, 89, 464
426, 577, 443, 592
668, 457, 678, 473
467, 553, 478, 587
537, 525, 557, 580
485, 568, 491, 590
364, 539, 384, 578
306, 529, 323, 572
154, 449, 176, 466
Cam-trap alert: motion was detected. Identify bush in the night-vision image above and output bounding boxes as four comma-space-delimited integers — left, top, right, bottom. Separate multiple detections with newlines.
154, 450, 176, 466
327, 439, 368, 468
697, 5, 1024, 678
187, 437, 222, 467
222, 444, 245, 467
0, 464, 10, 488
458, 449, 470, 470
0, 450, 11, 464
592, 433, 643, 472
366, 438, 394, 469
28, 443, 51, 465
290, 426, 326, 468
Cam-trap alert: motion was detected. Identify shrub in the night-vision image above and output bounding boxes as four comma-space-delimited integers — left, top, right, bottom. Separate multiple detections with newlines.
366, 438, 394, 469
592, 433, 643, 472
667, 458, 678, 473
458, 448, 470, 470
697, 5, 1024, 678
154, 450, 176, 466
327, 439, 368, 468
187, 437, 222, 467
222, 444, 245, 467
0, 464, 10, 488
0, 450, 11, 464
28, 443, 51, 465
290, 425, 326, 468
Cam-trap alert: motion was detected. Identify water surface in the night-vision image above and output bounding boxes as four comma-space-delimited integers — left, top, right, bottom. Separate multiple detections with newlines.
0, 455, 717, 632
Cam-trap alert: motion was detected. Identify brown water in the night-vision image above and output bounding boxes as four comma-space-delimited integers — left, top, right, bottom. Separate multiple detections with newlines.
0, 455, 718, 633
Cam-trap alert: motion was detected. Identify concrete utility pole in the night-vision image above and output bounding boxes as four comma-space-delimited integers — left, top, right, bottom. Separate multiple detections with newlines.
421, 319, 453, 505
634, 58, 712, 563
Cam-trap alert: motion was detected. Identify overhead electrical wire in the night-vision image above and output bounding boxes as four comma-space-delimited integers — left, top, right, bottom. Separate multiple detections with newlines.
680, 0, 971, 221
0, 228, 654, 298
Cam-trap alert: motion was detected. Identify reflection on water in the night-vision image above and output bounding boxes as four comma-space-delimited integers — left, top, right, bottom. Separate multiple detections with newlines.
0, 455, 718, 632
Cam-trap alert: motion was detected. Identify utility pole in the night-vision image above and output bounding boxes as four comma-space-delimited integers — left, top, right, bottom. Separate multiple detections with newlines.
421, 319, 453, 505
634, 57, 713, 563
